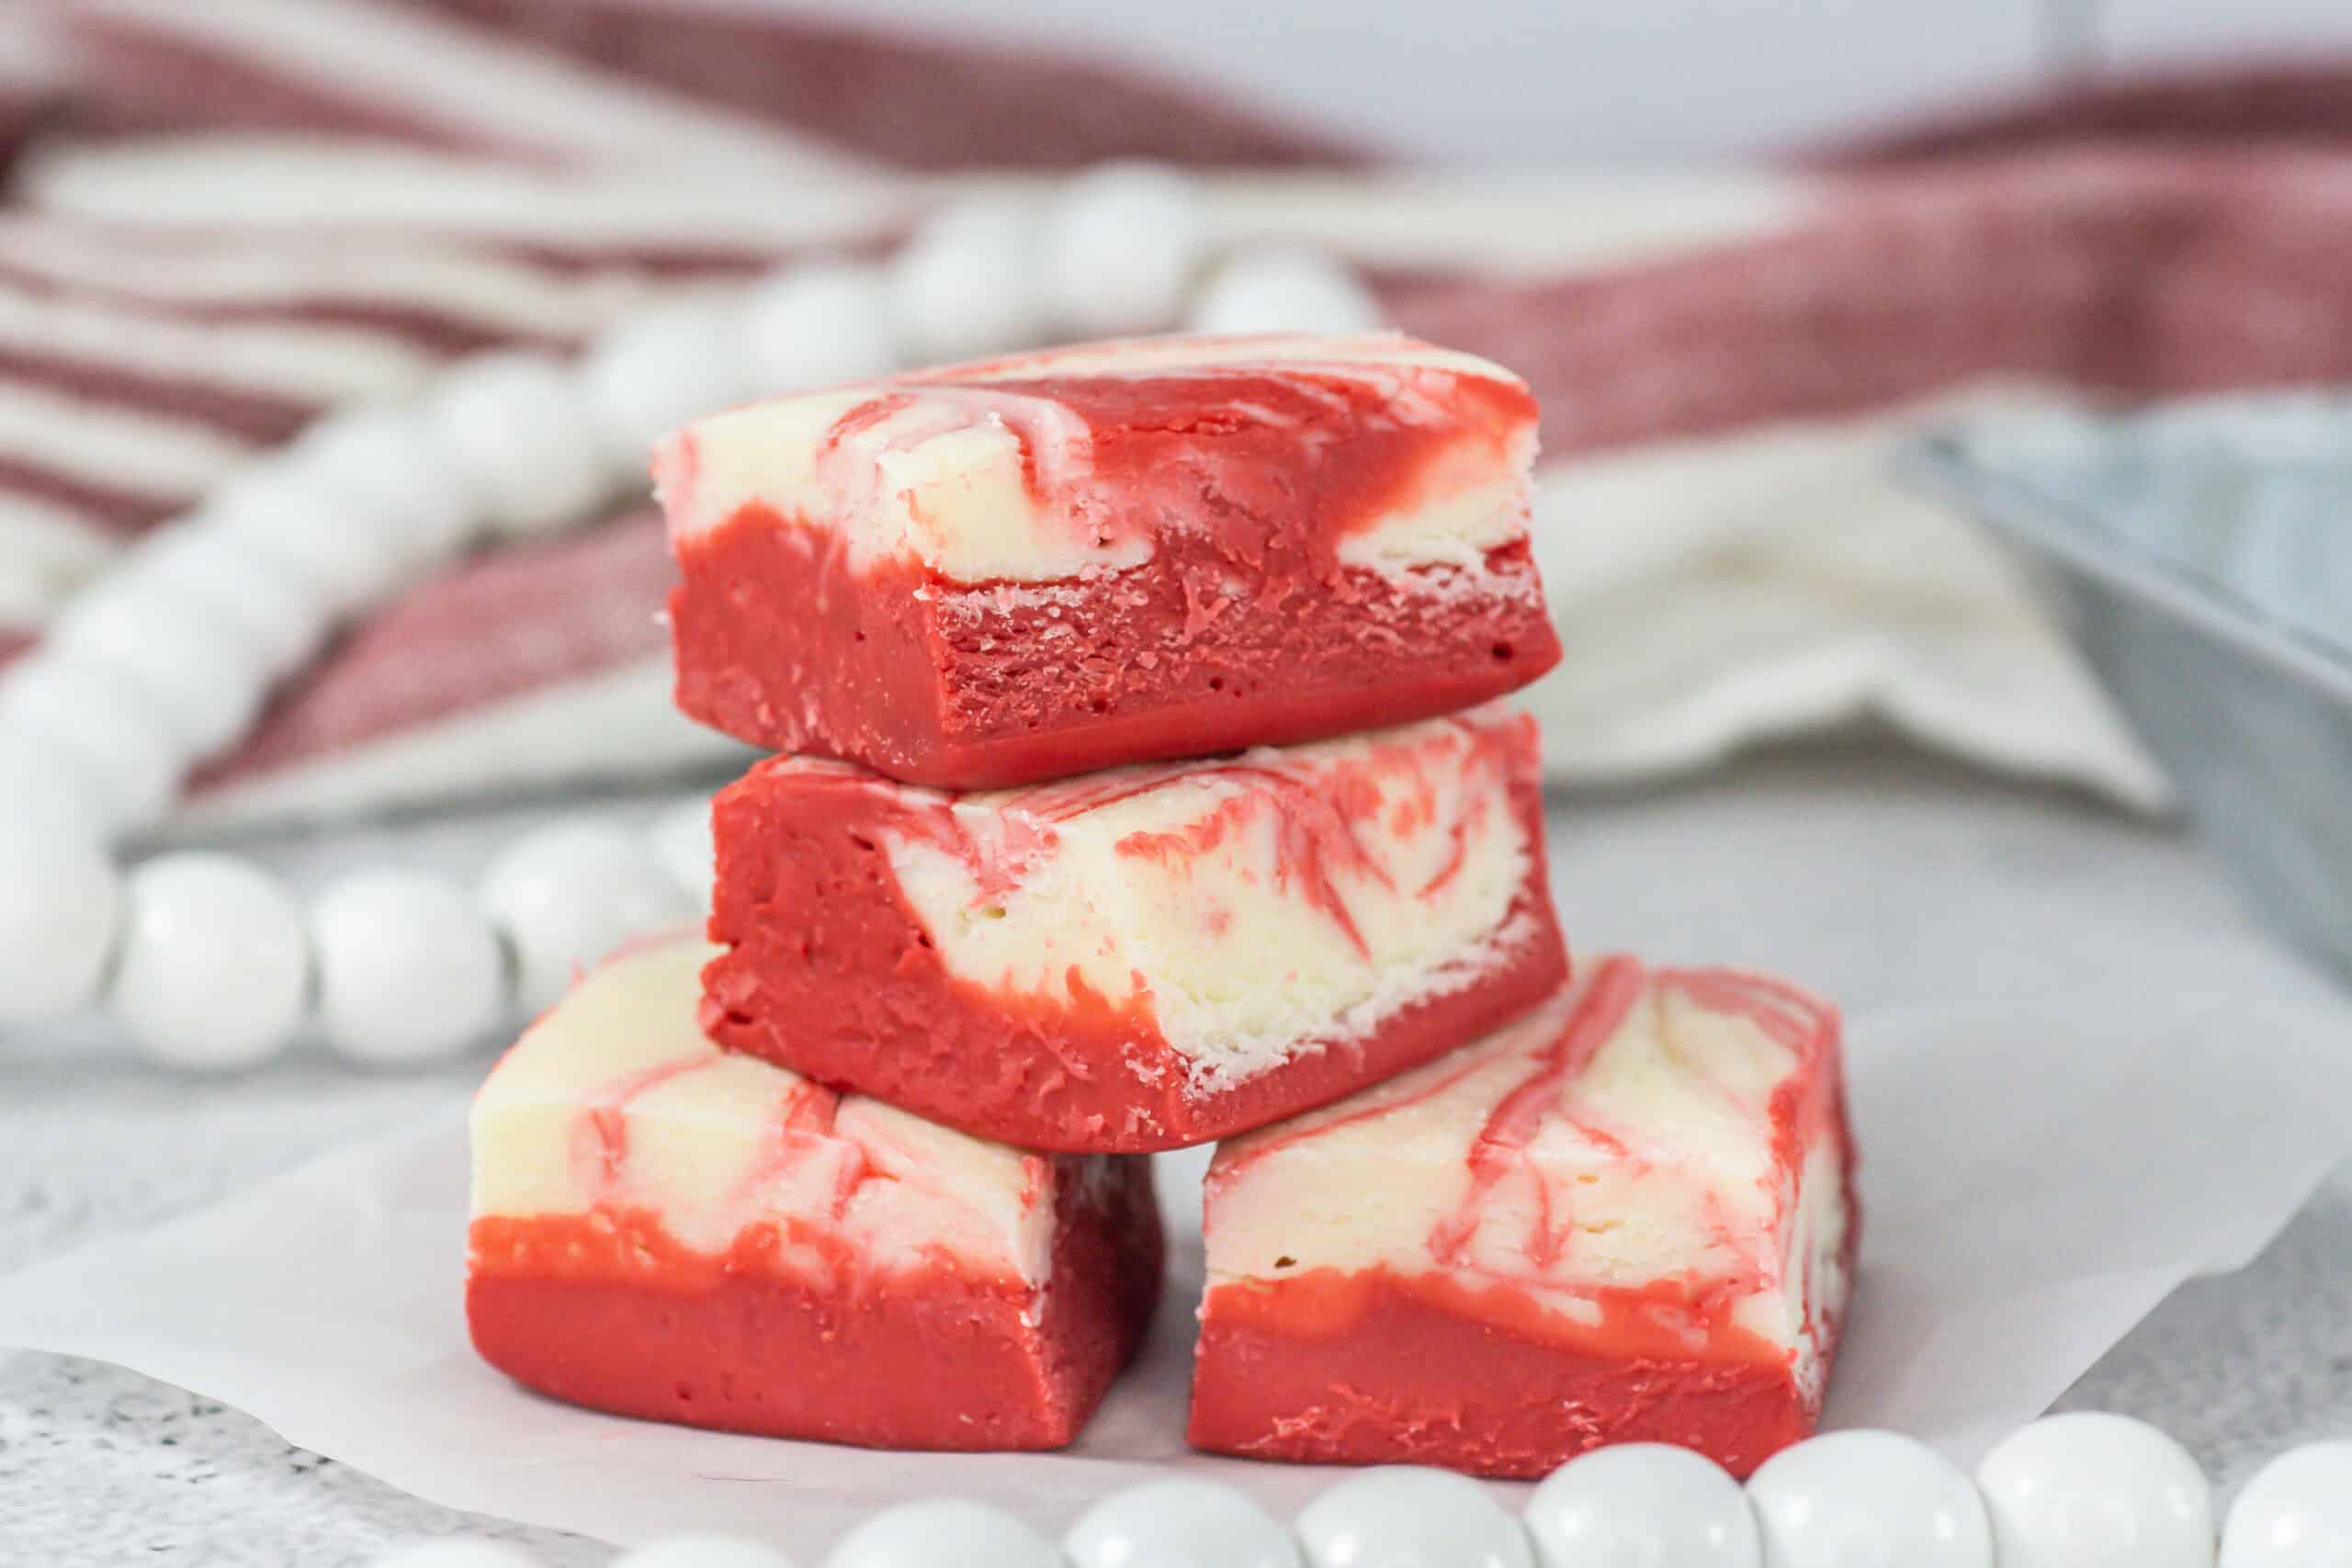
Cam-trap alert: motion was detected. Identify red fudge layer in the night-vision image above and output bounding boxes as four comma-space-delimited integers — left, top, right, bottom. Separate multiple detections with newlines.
469, 1164, 1162, 1451
1187, 1264, 1843, 1479
702, 709, 1569, 1153
671, 523, 1557, 790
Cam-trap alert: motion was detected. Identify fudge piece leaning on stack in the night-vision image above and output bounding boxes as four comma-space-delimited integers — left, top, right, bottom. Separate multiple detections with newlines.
466, 330, 1861, 1477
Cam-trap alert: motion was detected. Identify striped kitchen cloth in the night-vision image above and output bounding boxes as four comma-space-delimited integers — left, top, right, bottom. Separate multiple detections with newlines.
10, 2, 2352, 823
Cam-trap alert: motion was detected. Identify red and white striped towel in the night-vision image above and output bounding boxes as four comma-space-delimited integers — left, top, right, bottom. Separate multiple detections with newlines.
10, 2, 2352, 824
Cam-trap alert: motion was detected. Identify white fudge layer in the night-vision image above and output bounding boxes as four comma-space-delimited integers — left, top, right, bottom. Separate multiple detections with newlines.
471, 935, 1071, 1286
1205, 956, 1850, 1381
655, 331, 1536, 583
834, 705, 1540, 1094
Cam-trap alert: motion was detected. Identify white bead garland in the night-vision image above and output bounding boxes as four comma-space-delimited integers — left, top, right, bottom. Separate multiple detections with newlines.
1043, 162, 1211, 339
312, 869, 509, 1067
0, 826, 119, 1024
1747, 1430, 1995, 1568
2220, 1439, 2352, 1566
1975, 1413, 2214, 1568
202, 464, 412, 620
1295, 1466, 1534, 1568
0, 652, 184, 832
579, 297, 752, 473
478, 818, 695, 1012
291, 404, 486, 575
1188, 245, 1384, 336
0, 734, 108, 841
825, 1499, 1060, 1568
740, 262, 899, 394
109, 853, 311, 1071
363, 1437, 2352, 1568
128, 523, 329, 678
48, 574, 270, 756
1064, 1477, 1300, 1568
888, 197, 1053, 363
425, 353, 613, 542
1527, 1443, 1761, 1568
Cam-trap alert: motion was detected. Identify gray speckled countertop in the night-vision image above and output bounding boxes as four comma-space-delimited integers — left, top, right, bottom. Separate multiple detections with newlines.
4, 750, 2349, 1565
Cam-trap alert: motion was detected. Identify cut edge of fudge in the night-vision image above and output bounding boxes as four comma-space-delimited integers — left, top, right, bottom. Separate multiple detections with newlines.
465, 933, 1162, 1452
701, 704, 1570, 1152
1187, 953, 1856, 1479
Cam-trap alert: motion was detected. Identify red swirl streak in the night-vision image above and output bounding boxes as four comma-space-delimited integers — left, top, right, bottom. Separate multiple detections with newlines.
1427, 955, 1646, 1271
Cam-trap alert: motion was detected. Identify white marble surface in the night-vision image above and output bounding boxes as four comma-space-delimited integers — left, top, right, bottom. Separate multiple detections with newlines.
3, 746, 2348, 1564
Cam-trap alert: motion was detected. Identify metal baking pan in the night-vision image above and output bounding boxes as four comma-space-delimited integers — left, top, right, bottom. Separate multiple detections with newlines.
1908, 395, 2352, 985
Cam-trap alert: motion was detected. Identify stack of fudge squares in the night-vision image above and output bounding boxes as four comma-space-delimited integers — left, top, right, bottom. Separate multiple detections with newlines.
465, 333, 1861, 1480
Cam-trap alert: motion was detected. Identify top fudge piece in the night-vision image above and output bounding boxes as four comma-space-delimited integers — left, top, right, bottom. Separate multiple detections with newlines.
658, 332, 1559, 788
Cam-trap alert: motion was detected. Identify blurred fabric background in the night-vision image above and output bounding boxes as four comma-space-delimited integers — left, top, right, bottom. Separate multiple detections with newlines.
6, 0, 2352, 833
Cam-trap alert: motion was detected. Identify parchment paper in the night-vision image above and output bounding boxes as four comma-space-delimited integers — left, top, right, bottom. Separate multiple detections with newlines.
1, 982, 2347, 1554
7, 753, 2352, 1555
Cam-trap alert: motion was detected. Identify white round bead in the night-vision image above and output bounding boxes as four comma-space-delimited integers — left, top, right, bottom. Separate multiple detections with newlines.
202, 465, 410, 620
1188, 247, 1383, 337
888, 197, 1051, 365
613, 1533, 796, 1568
0, 825, 119, 1023
1297, 1467, 1535, 1568
1976, 1413, 2213, 1568
1747, 1431, 1994, 1568
0, 733, 114, 842
291, 404, 484, 572
2221, 1440, 2352, 1567
741, 263, 899, 395
370, 1541, 542, 1568
130, 523, 328, 677
825, 1498, 1059, 1568
647, 795, 715, 906
1043, 162, 1209, 339
1528, 1443, 1762, 1568
478, 818, 695, 1012
110, 853, 310, 1071
426, 352, 611, 541
1066, 1477, 1300, 1568
312, 869, 507, 1067
581, 298, 752, 473
0, 654, 184, 832
50, 576, 270, 756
